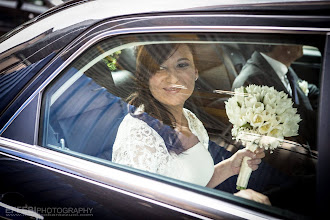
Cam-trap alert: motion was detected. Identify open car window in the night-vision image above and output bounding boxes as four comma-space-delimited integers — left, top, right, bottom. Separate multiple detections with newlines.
40, 33, 322, 218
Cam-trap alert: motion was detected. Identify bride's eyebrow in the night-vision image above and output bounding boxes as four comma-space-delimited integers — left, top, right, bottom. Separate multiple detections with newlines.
177, 58, 190, 62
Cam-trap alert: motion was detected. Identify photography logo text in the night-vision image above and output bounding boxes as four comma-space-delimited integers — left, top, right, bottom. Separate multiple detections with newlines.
5, 206, 93, 217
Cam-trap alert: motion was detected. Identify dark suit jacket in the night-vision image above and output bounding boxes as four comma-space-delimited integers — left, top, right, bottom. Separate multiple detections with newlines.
232, 51, 317, 149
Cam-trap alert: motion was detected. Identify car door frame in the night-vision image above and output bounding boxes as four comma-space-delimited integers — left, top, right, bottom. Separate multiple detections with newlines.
1, 12, 330, 219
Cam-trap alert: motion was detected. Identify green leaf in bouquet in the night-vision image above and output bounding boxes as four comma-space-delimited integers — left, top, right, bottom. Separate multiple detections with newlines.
243, 87, 248, 94
241, 123, 252, 129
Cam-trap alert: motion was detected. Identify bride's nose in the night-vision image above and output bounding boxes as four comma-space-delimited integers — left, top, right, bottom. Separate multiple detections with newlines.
165, 68, 179, 83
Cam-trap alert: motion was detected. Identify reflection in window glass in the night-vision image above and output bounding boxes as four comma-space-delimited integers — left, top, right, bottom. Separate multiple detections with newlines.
40, 34, 321, 218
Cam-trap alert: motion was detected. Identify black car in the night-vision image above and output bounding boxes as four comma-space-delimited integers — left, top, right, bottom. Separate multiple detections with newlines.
0, 0, 330, 219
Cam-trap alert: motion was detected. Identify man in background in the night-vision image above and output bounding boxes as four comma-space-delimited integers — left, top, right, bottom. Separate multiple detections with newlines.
232, 44, 319, 149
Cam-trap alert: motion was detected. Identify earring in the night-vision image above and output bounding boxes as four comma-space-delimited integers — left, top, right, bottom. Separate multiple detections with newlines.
195, 76, 198, 81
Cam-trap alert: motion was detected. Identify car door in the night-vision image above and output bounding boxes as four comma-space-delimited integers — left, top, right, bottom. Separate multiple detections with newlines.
1, 9, 330, 219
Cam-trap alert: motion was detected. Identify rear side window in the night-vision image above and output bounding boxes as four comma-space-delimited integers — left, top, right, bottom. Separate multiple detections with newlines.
40, 33, 322, 218
0, 53, 55, 115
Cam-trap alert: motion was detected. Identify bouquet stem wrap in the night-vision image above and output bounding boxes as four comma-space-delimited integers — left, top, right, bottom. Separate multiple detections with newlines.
236, 141, 258, 190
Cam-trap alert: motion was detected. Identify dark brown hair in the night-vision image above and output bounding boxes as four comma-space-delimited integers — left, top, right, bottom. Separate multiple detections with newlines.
128, 43, 195, 128
127, 43, 195, 154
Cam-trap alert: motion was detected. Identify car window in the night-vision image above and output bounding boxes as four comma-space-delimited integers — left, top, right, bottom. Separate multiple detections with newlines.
40, 33, 322, 217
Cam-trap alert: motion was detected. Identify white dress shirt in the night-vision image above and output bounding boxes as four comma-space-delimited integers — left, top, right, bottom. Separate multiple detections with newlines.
260, 52, 292, 96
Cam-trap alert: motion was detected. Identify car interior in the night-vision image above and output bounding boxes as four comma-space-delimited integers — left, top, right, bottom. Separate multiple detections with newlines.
40, 33, 321, 216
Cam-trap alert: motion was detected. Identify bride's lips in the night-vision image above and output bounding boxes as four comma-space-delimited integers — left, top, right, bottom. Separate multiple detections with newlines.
164, 87, 181, 93
163, 84, 186, 93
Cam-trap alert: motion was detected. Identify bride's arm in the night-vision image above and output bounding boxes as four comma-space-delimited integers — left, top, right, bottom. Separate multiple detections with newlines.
113, 115, 170, 173
206, 148, 264, 188
206, 158, 234, 188
206, 148, 270, 205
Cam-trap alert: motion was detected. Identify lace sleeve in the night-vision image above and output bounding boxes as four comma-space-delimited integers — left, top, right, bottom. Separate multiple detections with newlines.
183, 108, 209, 149
112, 114, 172, 174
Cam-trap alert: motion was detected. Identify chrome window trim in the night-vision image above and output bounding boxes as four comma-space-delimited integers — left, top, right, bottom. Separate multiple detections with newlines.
0, 24, 328, 135
33, 93, 42, 145
94, 14, 330, 36
106, 13, 330, 21
0, 137, 274, 219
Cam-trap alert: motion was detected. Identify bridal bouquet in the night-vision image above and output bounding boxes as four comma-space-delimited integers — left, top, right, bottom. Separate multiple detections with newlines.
225, 85, 301, 190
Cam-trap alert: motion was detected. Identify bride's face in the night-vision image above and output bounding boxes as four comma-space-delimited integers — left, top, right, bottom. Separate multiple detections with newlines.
148, 45, 198, 109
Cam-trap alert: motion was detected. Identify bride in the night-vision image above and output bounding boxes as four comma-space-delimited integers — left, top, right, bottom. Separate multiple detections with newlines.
112, 43, 270, 205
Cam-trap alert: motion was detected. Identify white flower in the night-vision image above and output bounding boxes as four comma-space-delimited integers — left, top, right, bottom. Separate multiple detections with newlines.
267, 126, 283, 138
275, 97, 292, 115
275, 105, 286, 115
245, 96, 258, 108
278, 91, 288, 100
253, 102, 264, 113
265, 104, 276, 114
298, 80, 309, 96
225, 98, 242, 126
240, 106, 248, 116
225, 85, 300, 140
231, 126, 239, 137
258, 122, 272, 134
283, 107, 298, 116
243, 109, 255, 124
233, 87, 246, 106
260, 109, 272, 121
282, 122, 299, 136
250, 114, 264, 127
275, 113, 287, 124
246, 84, 262, 101
268, 115, 280, 127
263, 93, 277, 108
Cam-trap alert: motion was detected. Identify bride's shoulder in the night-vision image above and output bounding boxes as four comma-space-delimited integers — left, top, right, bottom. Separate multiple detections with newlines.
121, 113, 154, 131
183, 108, 202, 125
120, 113, 166, 141
183, 108, 209, 148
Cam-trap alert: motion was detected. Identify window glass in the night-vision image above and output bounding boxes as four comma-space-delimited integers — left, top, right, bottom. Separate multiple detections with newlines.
40, 33, 322, 218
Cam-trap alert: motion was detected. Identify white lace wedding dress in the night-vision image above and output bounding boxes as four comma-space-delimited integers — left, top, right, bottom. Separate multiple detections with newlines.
112, 108, 214, 186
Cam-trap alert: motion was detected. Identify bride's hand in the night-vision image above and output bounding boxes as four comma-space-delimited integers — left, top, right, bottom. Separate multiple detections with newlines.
229, 148, 265, 175
234, 189, 271, 205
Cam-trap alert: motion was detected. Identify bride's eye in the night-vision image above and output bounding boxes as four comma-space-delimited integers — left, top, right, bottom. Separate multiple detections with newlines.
158, 66, 167, 71
177, 62, 189, 68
